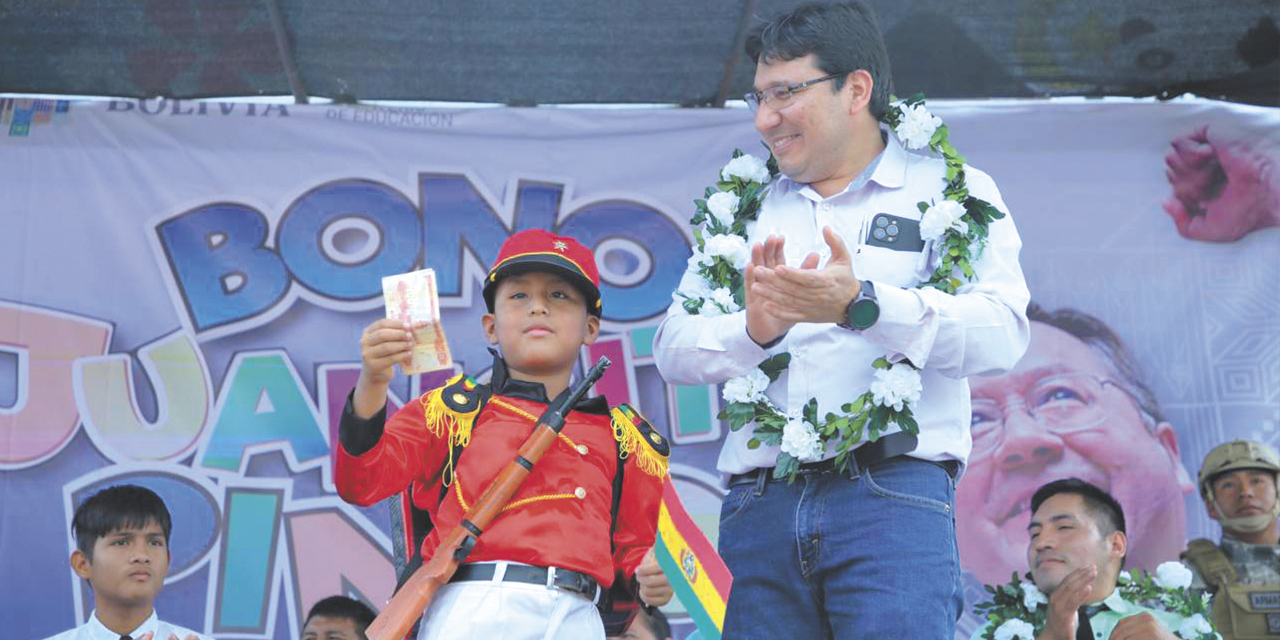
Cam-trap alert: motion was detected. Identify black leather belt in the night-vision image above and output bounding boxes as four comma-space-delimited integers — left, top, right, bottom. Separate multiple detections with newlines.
730, 431, 937, 485
449, 563, 601, 602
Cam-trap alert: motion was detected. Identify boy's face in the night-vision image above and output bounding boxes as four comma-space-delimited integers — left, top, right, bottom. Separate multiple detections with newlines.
483, 271, 600, 379
71, 519, 170, 608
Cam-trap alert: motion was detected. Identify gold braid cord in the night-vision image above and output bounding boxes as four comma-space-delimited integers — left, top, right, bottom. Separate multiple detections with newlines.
610, 405, 670, 478
420, 374, 482, 488
453, 477, 581, 514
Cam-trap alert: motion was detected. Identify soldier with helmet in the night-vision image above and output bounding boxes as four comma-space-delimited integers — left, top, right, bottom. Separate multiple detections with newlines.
1182, 440, 1280, 639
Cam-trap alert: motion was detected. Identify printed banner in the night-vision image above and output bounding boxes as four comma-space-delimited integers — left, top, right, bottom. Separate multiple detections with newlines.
0, 97, 1275, 640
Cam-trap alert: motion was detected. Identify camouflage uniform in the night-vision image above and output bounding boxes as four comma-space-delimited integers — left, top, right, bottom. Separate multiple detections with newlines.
1182, 440, 1280, 639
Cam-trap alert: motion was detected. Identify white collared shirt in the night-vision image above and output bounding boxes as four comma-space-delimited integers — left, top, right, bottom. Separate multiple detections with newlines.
653, 132, 1031, 475
41, 610, 212, 640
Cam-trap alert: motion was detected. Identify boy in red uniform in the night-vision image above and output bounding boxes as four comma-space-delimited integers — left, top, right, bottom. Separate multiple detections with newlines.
336, 229, 672, 639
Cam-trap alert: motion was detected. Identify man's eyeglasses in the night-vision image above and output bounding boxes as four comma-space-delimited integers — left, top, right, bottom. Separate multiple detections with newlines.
744, 72, 844, 113
969, 372, 1138, 460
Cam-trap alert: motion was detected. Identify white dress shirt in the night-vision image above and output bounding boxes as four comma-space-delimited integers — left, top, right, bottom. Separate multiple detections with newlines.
653, 132, 1031, 475
41, 610, 212, 640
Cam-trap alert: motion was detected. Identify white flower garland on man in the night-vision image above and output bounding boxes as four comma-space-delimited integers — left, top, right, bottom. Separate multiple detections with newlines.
675, 94, 1006, 481
974, 564, 1219, 640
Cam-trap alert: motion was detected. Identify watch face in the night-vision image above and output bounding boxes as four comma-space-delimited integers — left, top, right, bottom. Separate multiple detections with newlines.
849, 299, 880, 330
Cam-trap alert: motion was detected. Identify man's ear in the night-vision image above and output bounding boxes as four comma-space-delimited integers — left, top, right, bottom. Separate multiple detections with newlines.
1108, 530, 1128, 564
1153, 421, 1194, 493
481, 313, 499, 345
71, 549, 92, 580
582, 315, 600, 347
843, 69, 874, 115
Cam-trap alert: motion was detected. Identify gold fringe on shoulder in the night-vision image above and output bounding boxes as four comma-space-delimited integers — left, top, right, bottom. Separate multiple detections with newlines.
610, 405, 669, 477
420, 374, 483, 487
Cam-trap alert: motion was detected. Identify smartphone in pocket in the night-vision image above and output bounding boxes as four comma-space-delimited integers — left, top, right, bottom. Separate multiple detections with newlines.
864, 213, 925, 252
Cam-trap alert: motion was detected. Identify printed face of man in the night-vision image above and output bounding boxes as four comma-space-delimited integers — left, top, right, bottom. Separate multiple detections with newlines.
957, 321, 1192, 586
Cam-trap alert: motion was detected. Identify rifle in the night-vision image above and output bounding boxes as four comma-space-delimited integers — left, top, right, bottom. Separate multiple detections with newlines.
366, 357, 613, 640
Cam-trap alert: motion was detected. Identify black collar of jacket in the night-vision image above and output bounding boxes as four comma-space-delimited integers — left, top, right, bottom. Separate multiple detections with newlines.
487, 348, 609, 415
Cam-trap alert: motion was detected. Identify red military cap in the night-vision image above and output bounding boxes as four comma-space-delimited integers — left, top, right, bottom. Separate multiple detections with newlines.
482, 229, 602, 316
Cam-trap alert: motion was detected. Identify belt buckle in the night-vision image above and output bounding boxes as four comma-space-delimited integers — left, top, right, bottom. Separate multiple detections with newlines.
545, 566, 558, 590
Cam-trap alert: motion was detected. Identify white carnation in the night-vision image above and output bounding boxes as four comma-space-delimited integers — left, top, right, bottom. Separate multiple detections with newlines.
705, 191, 740, 227
993, 618, 1035, 640
919, 199, 967, 242
894, 103, 943, 150
722, 368, 771, 404
869, 363, 923, 411
721, 154, 771, 184
675, 274, 713, 302
780, 418, 824, 462
687, 248, 713, 269
1020, 582, 1047, 609
703, 233, 750, 269
701, 286, 742, 316
1177, 613, 1213, 639
1155, 561, 1194, 591
699, 299, 725, 317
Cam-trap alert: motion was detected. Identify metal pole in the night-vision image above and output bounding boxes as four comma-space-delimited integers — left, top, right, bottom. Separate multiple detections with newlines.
263, 0, 309, 104
715, 0, 761, 107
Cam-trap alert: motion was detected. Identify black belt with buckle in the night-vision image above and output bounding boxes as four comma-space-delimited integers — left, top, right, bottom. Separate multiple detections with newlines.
449, 563, 601, 602
730, 431, 933, 485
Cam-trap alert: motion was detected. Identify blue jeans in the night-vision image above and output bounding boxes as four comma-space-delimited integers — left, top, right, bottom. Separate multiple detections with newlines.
718, 456, 961, 639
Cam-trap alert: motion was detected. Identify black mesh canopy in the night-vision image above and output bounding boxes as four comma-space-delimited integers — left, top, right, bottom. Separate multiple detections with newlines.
2, 0, 1276, 105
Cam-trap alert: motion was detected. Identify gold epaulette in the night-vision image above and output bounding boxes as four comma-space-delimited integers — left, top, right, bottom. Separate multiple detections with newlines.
610, 403, 670, 477
419, 373, 490, 486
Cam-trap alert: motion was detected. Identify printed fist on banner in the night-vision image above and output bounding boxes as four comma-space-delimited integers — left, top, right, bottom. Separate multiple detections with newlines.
1162, 124, 1280, 243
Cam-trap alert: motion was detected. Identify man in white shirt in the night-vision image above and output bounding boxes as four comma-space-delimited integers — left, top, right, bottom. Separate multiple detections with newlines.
652, 2, 1029, 638
42, 485, 210, 640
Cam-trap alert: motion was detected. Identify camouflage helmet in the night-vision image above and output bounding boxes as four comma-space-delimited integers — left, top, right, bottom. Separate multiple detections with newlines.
1198, 440, 1280, 500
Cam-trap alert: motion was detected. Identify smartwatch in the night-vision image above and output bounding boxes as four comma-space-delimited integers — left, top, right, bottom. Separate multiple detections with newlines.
839, 280, 879, 331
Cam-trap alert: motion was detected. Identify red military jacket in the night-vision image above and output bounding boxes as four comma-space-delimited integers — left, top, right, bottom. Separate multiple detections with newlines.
334, 357, 668, 586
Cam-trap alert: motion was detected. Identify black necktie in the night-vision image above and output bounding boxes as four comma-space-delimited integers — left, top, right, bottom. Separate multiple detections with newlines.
1076, 607, 1094, 640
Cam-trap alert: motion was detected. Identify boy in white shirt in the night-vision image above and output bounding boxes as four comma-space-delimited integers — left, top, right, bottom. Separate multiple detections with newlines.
42, 484, 210, 640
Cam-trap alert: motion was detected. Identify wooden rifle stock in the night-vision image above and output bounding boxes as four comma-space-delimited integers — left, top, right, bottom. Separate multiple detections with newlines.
366, 357, 613, 640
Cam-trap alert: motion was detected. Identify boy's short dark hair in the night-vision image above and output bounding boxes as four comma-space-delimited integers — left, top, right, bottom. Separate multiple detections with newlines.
1030, 478, 1127, 537
745, 1, 895, 118
305, 596, 377, 635
72, 484, 172, 559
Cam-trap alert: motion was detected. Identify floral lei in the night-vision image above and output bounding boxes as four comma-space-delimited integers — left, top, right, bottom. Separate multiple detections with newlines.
975, 563, 1219, 640
675, 94, 1006, 481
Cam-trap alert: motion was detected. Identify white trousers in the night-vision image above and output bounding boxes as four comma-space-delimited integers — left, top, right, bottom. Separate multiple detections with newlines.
417, 563, 606, 640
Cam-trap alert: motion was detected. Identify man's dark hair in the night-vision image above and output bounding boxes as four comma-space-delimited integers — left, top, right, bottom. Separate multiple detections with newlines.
1030, 478, 1126, 537
745, 1, 894, 118
72, 484, 172, 559
1027, 302, 1166, 425
305, 596, 377, 637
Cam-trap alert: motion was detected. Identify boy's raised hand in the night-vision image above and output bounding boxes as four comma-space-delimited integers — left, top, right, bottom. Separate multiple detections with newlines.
636, 547, 673, 607
352, 318, 423, 419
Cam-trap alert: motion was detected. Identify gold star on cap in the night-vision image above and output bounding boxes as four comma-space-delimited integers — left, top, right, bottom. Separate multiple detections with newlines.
553, 240, 568, 252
